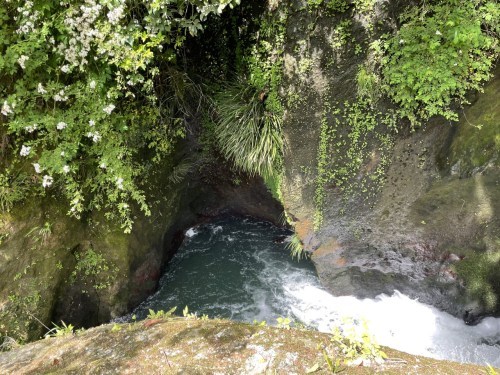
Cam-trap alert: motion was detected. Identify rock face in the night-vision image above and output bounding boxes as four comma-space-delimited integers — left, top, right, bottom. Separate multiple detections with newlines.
280, 1, 500, 318
0, 318, 488, 374
0, 172, 190, 341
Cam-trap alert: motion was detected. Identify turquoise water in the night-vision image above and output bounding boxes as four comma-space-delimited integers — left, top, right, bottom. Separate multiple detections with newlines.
132, 216, 317, 322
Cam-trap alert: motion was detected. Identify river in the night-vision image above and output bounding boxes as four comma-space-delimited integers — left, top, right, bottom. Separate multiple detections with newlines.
129, 216, 500, 367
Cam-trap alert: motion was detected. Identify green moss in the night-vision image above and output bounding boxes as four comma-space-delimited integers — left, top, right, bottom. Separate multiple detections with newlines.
313, 98, 396, 230
305, 0, 349, 14
0, 196, 82, 342
263, 172, 283, 204
454, 245, 500, 312
449, 68, 500, 173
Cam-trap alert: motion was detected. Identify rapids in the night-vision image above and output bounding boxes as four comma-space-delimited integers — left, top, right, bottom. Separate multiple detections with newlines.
130, 216, 500, 367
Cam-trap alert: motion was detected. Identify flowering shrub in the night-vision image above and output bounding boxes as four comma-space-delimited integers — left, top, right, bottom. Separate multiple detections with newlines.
0, 0, 239, 232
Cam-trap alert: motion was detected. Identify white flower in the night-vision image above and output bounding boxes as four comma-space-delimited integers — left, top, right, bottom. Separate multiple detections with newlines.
25, 123, 37, 133
17, 55, 29, 69
107, 5, 124, 24
61, 65, 70, 73
1, 101, 13, 116
89, 119, 95, 127
60, 151, 65, 156
56, 121, 67, 130
99, 162, 107, 169
116, 177, 124, 190
54, 90, 68, 102
62, 165, 70, 174
37, 83, 47, 94
103, 104, 115, 114
20, 145, 31, 156
399, 39, 405, 45
89, 80, 96, 89
42, 175, 53, 188
86, 131, 101, 142
33, 163, 41, 173
435, 30, 442, 36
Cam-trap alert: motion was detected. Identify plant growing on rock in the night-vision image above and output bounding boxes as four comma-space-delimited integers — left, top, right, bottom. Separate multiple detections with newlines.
313, 98, 396, 230
381, 0, 499, 126
286, 234, 307, 260
213, 79, 283, 178
146, 306, 177, 320
0, 171, 26, 213
209, 6, 286, 182
322, 318, 387, 368
45, 321, 74, 338
70, 248, 118, 293
276, 316, 292, 329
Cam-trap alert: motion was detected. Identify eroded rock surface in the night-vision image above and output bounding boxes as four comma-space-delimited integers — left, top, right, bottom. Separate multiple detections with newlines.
0, 319, 488, 374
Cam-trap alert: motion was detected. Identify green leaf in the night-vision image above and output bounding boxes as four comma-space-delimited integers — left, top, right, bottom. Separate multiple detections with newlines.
305, 363, 320, 373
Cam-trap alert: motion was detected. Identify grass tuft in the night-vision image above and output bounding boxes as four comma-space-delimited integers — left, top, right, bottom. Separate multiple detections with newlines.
213, 79, 283, 178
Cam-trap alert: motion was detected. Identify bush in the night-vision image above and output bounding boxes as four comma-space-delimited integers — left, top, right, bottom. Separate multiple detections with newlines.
0, 0, 240, 232
213, 80, 283, 178
381, 0, 499, 125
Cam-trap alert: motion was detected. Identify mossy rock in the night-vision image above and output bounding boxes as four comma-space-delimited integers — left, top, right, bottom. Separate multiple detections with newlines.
0, 318, 494, 374
447, 67, 500, 174
409, 170, 500, 314
0, 197, 82, 342
0, 174, 186, 342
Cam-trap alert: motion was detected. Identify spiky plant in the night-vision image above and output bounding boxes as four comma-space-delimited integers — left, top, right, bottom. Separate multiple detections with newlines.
286, 234, 307, 260
213, 80, 283, 178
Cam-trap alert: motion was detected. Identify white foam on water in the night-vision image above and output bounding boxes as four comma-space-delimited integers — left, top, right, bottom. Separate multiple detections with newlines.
185, 227, 197, 238
279, 276, 500, 367
247, 248, 500, 367
133, 218, 500, 368
212, 225, 223, 234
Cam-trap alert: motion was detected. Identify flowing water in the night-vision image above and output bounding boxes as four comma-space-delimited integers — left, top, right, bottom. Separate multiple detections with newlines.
130, 216, 500, 367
